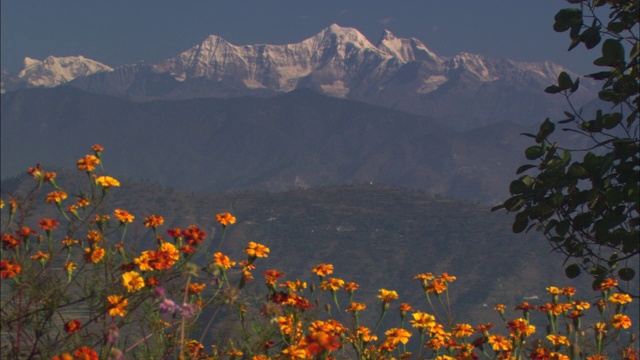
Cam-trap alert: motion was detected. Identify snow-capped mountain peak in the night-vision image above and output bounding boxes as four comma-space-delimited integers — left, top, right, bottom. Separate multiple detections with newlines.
17, 55, 113, 87
376, 29, 440, 65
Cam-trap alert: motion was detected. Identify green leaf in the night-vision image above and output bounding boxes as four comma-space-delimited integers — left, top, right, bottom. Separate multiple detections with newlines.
536, 118, 556, 143
568, 164, 587, 177
558, 72, 573, 90
565, 264, 581, 279
594, 39, 625, 66
545, 85, 562, 94
525, 146, 544, 160
516, 164, 536, 174
618, 268, 635, 281
602, 113, 622, 129
512, 212, 529, 233
509, 180, 528, 195
554, 8, 583, 32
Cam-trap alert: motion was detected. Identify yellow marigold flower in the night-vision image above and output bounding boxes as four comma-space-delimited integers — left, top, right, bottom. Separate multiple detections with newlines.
411, 311, 436, 331
320, 277, 345, 292
63, 261, 77, 272
77, 154, 100, 172
46, 190, 67, 204
549, 352, 570, 360
215, 212, 236, 227
384, 328, 412, 345
0, 199, 4, 209
114, 209, 135, 223
488, 334, 512, 352
593, 322, 607, 335
95, 175, 120, 188
122, 271, 145, 292
245, 241, 270, 258
227, 349, 243, 357
107, 295, 128, 317
452, 323, 475, 338
611, 314, 632, 329
134, 251, 152, 271
434, 356, 455, 360
377, 289, 399, 303
546, 286, 562, 295
61, 236, 79, 248
83, 247, 105, 264
213, 252, 236, 269
355, 326, 377, 342
280, 279, 307, 292
608, 293, 633, 305
413, 272, 434, 281
279, 345, 307, 359
547, 334, 570, 346
144, 214, 164, 228
312, 263, 334, 277
573, 300, 591, 311
346, 302, 366, 312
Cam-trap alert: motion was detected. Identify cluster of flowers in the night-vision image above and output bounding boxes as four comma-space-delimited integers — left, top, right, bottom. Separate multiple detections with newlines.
0, 145, 637, 360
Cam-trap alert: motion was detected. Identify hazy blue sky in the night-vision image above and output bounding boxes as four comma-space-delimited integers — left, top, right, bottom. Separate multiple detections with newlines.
1, 1, 598, 74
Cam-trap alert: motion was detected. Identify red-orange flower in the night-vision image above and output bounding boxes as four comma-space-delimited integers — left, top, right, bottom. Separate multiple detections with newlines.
114, 209, 135, 223
46, 191, 67, 204
0, 260, 21, 279
83, 247, 105, 264
183, 225, 206, 246
64, 319, 82, 334
38, 218, 60, 231
73, 346, 99, 360
15, 226, 36, 238
312, 263, 334, 278
2, 234, 21, 250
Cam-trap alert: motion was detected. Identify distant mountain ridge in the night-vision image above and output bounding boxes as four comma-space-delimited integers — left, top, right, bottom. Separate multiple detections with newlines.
1, 24, 595, 131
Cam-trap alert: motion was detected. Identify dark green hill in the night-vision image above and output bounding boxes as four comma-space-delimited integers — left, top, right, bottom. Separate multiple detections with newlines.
2, 86, 534, 203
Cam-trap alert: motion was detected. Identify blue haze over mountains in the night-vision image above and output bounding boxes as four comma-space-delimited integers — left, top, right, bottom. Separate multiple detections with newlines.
1, 25, 599, 203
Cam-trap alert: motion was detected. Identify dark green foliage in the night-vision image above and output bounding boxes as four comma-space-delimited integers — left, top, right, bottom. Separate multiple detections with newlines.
495, 0, 639, 287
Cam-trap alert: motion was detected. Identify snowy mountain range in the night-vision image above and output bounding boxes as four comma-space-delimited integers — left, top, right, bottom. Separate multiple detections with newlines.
1, 24, 594, 130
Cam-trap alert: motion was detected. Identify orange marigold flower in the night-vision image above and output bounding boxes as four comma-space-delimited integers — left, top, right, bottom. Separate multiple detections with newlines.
215, 212, 236, 227
438, 272, 456, 283
77, 196, 90, 207
95, 175, 120, 188
167, 227, 182, 238
2, 234, 21, 250
597, 278, 618, 291
52, 353, 73, 360
73, 346, 99, 360
572, 300, 590, 311
593, 322, 607, 335
114, 209, 135, 223
399, 302, 414, 313
61, 236, 79, 248
279, 345, 307, 359
245, 241, 270, 258
342, 281, 359, 293
86, 229, 102, 244
494, 304, 506, 312
30, 251, 50, 261
452, 323, 474, 338
413, 272, 435, 281
91, 144, 104, 153
28, 163, 43, 179
83, 247, 105, 264
384, 328, 412, 345
507, 318, 536, 337
122, 271, 145, 292
0, 260, 21, 279
263, 269, 285, 286
46, 190, 67, 204
64, 319, 82, 334
426, 280, 447, 294
280, 279, 307, 292
63, 261, 77, 273
346, 302, 366, 312
487, 334, 512, 352
611, 314, 632, 330
144, 214, 164, 228
77, 155, 100, 172
188, 282, 206, 295
378, 288, 399, 303
561, 286, 577, 297
549, 352, 570, 360
426, 338, 445, 351
547, 334, 570, 346
312, 263, 334, 278
546, 286, 562, 295
320, 278, 345, 292
608, 293, 633, 305
38, 218, 60, 231
107, 295, 129, 317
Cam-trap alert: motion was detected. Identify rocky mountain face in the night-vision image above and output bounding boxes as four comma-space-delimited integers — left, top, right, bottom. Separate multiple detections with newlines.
1, 24, 595, 131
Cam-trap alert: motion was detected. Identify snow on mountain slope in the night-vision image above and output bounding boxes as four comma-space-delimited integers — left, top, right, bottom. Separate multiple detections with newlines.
17, 56, 113, 87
